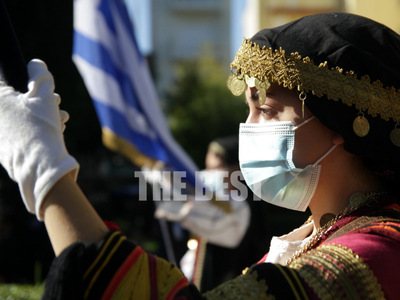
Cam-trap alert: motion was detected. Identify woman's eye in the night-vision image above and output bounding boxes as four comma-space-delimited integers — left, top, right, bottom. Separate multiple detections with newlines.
256, 107, 274, 116
256, 107, 276, 120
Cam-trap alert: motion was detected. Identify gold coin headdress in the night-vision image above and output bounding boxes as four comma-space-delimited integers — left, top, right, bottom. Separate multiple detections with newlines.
228, 15, 400, 150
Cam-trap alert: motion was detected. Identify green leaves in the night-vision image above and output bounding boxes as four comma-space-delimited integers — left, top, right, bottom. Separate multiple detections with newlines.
0, 284, 44, 300
166, 53, 247, 167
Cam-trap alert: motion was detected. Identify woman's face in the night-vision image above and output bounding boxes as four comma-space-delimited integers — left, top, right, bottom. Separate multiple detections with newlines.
244, 84, 336, 168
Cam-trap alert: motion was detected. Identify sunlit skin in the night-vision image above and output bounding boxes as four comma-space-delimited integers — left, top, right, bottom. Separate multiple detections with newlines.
42, 173, 109, 256
244, 84, 381, 233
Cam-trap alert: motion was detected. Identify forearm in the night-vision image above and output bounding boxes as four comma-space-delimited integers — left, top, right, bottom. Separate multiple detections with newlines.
42, 172, 109, 256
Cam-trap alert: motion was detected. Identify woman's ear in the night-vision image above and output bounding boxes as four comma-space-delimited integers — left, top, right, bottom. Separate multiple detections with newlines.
332, 133, 345, 145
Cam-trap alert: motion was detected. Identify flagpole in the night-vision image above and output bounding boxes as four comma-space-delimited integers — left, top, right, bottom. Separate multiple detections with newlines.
0, 0, 28, 92
158, 217, 177, 265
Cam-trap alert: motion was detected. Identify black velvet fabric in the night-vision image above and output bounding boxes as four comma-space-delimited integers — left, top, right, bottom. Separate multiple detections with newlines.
41, 243, 90, 300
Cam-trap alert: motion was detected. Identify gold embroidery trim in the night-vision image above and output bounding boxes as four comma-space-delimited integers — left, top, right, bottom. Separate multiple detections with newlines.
228, 38, 400, 123
289, 243, 385, 300
203, 271, 274, 300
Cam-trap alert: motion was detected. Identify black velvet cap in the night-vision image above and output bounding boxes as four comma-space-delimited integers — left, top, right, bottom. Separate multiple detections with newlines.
229, 12, 400, 168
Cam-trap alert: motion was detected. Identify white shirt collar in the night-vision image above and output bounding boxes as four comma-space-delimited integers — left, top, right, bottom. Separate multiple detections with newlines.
263, 220, 314, 265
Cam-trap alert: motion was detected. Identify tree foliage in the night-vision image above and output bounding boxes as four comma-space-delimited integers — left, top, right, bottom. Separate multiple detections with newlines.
165, 52, 247, 168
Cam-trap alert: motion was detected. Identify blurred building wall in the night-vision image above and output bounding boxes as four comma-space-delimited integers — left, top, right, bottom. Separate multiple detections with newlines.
246, 0, 400, 34
344, 0, 400, 33
152, 0, 232, 98
257, 0, 341, 31
149, 0, 400, 101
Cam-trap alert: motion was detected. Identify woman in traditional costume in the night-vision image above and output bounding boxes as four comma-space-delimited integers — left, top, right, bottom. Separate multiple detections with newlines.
0, 12, 399, 299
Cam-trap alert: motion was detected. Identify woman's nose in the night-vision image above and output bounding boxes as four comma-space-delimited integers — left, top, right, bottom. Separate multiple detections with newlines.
245, 106, 259, 124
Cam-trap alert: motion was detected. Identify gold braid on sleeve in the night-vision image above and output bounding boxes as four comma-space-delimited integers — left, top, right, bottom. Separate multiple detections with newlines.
289, 243, 385, 300
203, 271, 273, 300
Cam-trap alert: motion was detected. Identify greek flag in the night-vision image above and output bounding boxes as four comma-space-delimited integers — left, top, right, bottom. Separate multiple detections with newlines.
72, 0, 198, 185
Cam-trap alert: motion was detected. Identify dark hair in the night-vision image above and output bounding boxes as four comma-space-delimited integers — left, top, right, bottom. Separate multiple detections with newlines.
209, 135, 239, 166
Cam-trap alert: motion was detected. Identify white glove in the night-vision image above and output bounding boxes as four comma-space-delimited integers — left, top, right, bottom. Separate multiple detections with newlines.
60, 110, 70, 133
0, 59, 79, 220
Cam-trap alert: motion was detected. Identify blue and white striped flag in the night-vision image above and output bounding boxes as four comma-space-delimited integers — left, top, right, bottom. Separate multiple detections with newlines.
72, 0, 198, 185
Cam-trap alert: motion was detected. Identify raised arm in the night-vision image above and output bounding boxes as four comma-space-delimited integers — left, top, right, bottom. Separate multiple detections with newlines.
42, 173, 109, 256
0, 59, 108, 255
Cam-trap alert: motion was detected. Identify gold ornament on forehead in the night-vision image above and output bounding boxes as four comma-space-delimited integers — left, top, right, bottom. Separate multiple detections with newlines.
244, 74, 270, 105
227, 73, 246, 96
228, 38, 400, 147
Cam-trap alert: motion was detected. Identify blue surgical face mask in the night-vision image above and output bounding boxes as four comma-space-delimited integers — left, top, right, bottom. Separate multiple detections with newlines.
239, 117, 337, 211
